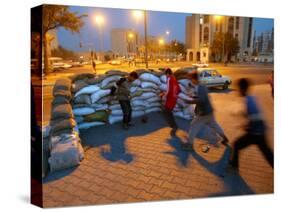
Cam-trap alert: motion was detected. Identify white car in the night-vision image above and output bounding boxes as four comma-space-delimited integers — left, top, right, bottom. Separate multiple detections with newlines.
108, 60, 122, 65
198, 68, 231, 90
192, 62, 209, 68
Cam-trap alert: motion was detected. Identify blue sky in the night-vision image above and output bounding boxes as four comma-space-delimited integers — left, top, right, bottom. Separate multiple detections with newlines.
56, 6, 274, 52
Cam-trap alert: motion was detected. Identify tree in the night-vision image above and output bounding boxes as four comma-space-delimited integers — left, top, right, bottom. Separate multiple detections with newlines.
42, 5, 86, 74
211, 32, 240, 62
51, 45, 78, 60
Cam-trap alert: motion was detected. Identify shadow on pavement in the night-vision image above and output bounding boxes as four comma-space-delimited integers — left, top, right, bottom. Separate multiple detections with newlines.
208, 88, 236, 94
43, 166, 77, 183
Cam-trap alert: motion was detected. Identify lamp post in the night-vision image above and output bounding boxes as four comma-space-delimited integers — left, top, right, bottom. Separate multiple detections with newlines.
133, 10, 148, 68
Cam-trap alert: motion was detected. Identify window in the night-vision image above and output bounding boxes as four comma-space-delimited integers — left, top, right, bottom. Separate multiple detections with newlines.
247, 18, 253, 48
203, 15, 209, 24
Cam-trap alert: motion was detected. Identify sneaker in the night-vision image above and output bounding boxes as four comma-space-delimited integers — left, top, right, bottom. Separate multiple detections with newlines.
181, 142, 194, 151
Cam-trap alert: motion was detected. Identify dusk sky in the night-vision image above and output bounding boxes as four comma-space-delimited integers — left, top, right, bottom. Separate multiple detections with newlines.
57, 6, 274, 52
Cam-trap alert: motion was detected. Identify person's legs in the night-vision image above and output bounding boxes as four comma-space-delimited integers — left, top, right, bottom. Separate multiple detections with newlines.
207, 114, 229, 144
119, 100, 130, 128
256, 135, 274, 168
163, 108, 178, 130
230, 133, 253, 168
186, 115, 206, 144
127, 101, 132, 125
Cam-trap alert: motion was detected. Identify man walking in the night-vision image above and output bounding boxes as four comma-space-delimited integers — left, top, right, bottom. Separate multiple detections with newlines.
161, 68, 180, 136
181, 70, 229, 151
228, 78, 273, 171
116, 71, 139, 130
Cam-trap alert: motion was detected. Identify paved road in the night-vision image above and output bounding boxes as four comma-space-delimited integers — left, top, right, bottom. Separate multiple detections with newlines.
42, 84, 273, 207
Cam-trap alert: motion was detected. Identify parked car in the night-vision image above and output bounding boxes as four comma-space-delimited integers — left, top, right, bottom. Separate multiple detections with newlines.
198, 68, 232, 90
192, 62, 209, 68
108, 59, 122, 65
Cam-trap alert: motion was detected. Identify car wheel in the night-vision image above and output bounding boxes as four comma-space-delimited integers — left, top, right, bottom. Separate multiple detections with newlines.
223, 82, 229, 90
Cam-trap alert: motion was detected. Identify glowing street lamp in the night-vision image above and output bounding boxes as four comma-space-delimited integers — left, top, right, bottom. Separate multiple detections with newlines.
93, 14, 105, 51
128, 33, 134, 39
165, 30, 170, 35
158, 38, 165, 45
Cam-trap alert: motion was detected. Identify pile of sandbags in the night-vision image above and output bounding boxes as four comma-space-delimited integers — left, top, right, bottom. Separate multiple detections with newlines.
70, 69, 196, 129
47, 78, 84, 173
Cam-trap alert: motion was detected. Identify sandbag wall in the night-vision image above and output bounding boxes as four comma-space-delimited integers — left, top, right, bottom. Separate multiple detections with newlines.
70, 69, 195, 130
47, 78, 84, 173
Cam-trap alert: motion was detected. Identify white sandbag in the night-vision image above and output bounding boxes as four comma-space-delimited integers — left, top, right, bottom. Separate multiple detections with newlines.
92, 104, 108, 111
140, 73, 161, 85
131, 79, 141, 87
108, 115, 123, 124
131, 96, 145, 102
160, 75, 167, 83
73, 107, 95, 116
131, 99, 147, 107
132, 106, 145, 111
50, 133, 79, 150
91, 89, 111, 103
159, 83, 167, 91
141, 81, 158, 90
183, 105, 194, 115
74, 85, 100, 97
132, 110, 145, 118
48, 142, 80, 172
111, 109, 123, 116
141, 92, 158, 99
178, 79, 190, 87
177, 98, 188, 107
140, 88, 160, 93
145, 107, 161, 114
130, 86, 140, 93
146, 96, 161, 103
109, 100, 119, 105
179, 84, 188, 95
101, 75, 121, 88
97, 95, 112, 104
147, 102, 161, 108
109, 104, 121, 110
178, 93, 194, 101
78, 121, 105, 129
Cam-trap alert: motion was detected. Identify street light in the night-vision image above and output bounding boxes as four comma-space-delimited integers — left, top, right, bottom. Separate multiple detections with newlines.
132, 10, 148, 68
93, 14, 105, 51
165, 30, 170, 35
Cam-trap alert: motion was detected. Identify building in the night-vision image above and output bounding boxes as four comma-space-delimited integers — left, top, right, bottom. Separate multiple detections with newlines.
111, 28, 139, 57
185, 14, 254, 62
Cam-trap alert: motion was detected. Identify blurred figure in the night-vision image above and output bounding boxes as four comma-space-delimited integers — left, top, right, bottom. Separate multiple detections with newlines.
228, 78, 273, 171
268, 71, 274, 98
160, 68, 180, 136
181, 70, 229, 151
115, 71, 139, 130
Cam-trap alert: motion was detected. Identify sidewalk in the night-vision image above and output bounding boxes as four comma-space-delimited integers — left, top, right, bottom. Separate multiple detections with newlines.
42, 84, 273, 207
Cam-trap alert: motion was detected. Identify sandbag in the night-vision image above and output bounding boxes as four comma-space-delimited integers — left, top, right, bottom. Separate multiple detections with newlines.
141, 92, 158, 99
53, 89, 72, 100
160, 75, 167, 83
178, 93, 193, 101
72, 80, 89, 93
78, 121, 105, 130
42, 125, 51, 138
132, 106, 145, 111
48, 142, 80, 172
110, 109, 123, 116
51, 118, 76, 135
132, 110, 145, 118
109, 104, 121, 110
146, 96, 161, 103
139, 73, 161, 85
75, 116, 84, 124
74, 85, 100, 97
159, 83, 167, 91
73, 107, 95, 116
102, 81, 117, 90
141, 81, 158, 90
91, 89, 111, 103
130, 86, 140, 93
83, 110, 109, 123
147, 102, 161, 108
87, 75, 106, 85
70, 73, 95, 82
101, 75, 121, 88
131, 79, 141, 87
73, 94, 91, 105
50, 133, 79, 151
52, 104, 73, 120
145, 107, 161, 113
131, 90, 143, 98
92, 104, 108, 111
105, 70, 127, 76
52, 95, 70, 106
131, 99, 146, 107
173, 111, 192, 120
53, 78, 71, 94
108, 115, 123, 124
